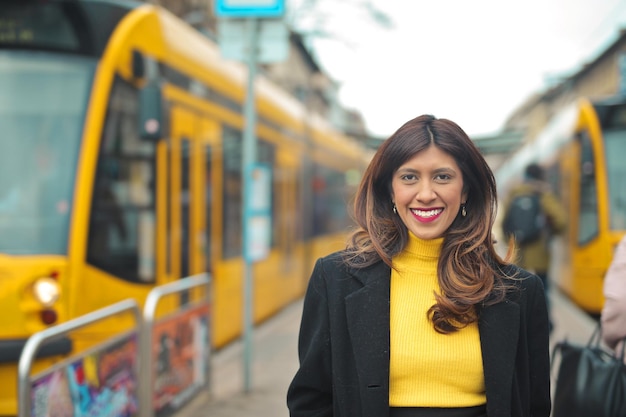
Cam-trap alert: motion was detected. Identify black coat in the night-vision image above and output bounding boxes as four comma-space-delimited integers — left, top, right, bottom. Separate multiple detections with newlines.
287, 251, 551, 417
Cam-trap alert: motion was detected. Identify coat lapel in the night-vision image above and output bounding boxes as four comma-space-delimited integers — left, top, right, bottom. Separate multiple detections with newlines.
479, 300, 520, 417
345, 262, 391, 417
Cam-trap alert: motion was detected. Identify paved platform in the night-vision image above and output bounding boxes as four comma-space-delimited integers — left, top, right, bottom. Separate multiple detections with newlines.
176, 285, 597, 417
178, 299, 302, 417
549, 287, 597, 347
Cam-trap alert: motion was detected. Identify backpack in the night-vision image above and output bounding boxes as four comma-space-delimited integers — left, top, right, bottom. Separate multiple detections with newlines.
502, 192, 545, 245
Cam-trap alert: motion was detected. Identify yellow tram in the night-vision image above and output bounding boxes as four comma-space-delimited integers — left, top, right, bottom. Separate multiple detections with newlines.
496, 96, 626, 315
0, 0, 371, 413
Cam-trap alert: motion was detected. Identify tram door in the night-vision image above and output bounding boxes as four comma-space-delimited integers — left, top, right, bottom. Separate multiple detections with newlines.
160, 107, 217, 306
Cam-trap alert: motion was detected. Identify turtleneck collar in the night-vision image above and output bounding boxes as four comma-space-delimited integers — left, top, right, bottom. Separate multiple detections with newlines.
402, 232, 443, 259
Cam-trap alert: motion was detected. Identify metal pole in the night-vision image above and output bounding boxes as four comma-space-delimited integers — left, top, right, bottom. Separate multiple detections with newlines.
242, 17, 259, 393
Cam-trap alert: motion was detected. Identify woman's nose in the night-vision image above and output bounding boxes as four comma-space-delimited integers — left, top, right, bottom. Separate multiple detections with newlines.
416, 182, 437, 202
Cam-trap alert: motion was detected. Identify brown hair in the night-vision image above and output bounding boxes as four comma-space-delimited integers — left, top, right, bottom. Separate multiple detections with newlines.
345, 114, 513, 333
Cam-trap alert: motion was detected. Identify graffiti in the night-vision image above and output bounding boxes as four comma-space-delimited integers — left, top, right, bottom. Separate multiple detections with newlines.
31, 334, 139, 417
152, 304, 209, 417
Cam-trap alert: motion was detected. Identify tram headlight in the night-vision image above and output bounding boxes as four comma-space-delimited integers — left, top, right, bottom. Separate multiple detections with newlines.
32, 277, 60, 307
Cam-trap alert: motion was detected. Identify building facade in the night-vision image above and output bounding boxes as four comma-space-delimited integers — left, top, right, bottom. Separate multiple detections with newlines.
472, 29, 626, 170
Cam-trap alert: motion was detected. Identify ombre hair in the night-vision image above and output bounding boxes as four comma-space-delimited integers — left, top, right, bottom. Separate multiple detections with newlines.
345, 114, 514, 333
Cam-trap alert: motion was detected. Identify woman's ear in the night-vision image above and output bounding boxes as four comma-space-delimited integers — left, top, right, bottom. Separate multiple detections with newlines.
461, 187, 469, 205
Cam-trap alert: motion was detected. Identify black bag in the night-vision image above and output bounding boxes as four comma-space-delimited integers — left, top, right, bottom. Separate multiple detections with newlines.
551, 324, 626, 417
502, 192, 544, 244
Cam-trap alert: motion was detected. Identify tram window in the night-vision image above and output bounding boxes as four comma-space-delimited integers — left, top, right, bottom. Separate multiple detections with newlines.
577, 131, 599, 244
86, 76, 156, 283
294, 172, 303, 241
0, 52, 90, 255
596, 102, 626, 130
181, 140, 191, 279
301, 159, 315, 240
258, 140, 276, 248
312, 164, 351, 236
274, 162, 299, 250
222, 126, 242, 259
221, 131, 276, 259
0, 3, 79, 51
604, 128, 626, 230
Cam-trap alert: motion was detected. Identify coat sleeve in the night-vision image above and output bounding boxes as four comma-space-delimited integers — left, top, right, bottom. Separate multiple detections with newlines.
526, 274, 552, 417
287, 258, 334, 417
601, 236, 626, 351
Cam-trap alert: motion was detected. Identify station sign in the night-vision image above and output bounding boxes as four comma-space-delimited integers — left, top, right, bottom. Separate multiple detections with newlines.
217, 18, 288, 63
215, 0, 285, 18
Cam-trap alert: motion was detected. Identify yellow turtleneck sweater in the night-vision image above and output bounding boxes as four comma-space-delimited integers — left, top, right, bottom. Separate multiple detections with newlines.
389, 233, 486, 407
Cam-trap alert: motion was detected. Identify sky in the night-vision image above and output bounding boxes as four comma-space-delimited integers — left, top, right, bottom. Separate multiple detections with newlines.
286, 0, 626, 138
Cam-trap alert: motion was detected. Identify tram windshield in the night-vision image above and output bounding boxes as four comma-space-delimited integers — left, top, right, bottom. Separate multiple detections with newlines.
0, 51, 95, 254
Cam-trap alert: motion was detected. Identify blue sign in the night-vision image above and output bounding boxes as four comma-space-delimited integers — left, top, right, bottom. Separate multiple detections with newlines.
215, 0, 285, 17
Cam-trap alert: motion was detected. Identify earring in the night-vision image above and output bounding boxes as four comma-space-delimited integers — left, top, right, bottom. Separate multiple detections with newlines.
393, 203, 397, 214
461, 204, 467, 217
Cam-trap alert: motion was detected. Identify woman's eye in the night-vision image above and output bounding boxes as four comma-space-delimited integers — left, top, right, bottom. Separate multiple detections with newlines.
435, 174, 451, 181
401, 174, 417, 181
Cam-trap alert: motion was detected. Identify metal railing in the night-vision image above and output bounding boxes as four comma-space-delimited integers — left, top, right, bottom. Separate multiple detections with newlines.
18, 299, 141, 417
141, 273, 212, 417
18, 273, 212, 417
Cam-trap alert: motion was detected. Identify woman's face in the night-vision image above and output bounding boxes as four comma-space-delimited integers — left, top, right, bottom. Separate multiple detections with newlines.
391, 145, 467, 240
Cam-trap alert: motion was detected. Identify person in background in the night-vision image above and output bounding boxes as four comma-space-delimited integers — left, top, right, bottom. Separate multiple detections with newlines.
601, 234, 626, 359
287, 115, 551, 417
502, 163, 567, 331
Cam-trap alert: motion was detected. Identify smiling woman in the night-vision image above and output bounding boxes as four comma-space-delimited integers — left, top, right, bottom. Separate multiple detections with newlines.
287, 114, 552, 417
391, 146, 467, 241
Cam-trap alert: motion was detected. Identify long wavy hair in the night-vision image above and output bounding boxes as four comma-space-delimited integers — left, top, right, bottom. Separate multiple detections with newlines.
344, 114, 514, 333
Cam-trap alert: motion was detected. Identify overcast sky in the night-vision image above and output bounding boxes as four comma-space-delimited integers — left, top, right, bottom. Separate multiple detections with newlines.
287, 0, 626, 138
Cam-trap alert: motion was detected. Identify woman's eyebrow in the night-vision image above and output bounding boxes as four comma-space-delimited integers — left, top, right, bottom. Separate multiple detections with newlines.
397, 167, 456, 174
397, 167, 418, 173
433, 167, 457, 174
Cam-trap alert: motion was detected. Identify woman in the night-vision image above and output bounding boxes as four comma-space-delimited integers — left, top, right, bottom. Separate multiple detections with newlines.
287, 115, 551, 417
